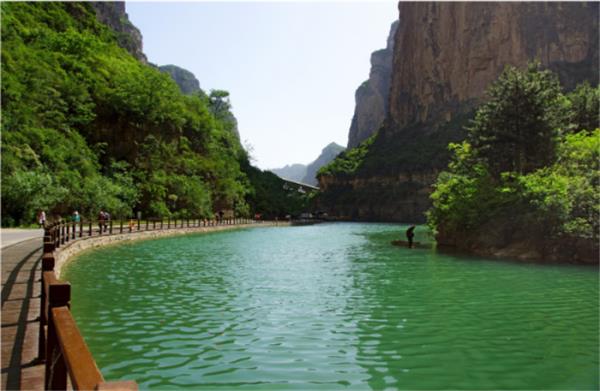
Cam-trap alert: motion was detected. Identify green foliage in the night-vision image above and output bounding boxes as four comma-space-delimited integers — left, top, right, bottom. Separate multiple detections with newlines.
1, 2, 282, 226
428, 63, 599, 244
241, 160, 312, 219
318, 133, 376, 177
567, 82, 600, 133
467, 63, 571, 176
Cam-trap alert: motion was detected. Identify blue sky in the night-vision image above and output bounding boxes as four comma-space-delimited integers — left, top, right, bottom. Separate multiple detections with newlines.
127, 1, 398, 169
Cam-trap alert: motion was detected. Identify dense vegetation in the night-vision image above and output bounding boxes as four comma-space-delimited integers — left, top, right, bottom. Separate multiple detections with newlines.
1, 2, 306, 226
428, 64, 599, 254
317, 134, 376, 177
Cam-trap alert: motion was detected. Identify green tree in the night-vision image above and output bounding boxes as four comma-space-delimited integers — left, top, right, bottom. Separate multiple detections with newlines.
467, 63, 571, 177
568, 82, 600, 133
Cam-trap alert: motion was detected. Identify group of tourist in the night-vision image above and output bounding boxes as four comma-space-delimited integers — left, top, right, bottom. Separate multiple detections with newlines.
36, 209, 111, 232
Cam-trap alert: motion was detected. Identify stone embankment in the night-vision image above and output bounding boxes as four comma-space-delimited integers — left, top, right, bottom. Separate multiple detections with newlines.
52, 221, 285, 278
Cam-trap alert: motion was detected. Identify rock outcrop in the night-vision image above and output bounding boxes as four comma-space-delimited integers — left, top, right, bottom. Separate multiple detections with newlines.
320, 2, 599, 223
436, 216, 599, 264
159, 65, 201, 95
271, 142, 345, 186
347, 21, 398, 149
90, 2, 147, 63
302, 142, 345, 186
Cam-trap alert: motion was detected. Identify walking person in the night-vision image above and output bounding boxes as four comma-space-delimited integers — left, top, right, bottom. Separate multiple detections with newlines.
104, 211, 110, 232
98, 210, 106, 234
37, 210, 46, 227
72, 210, 81, 235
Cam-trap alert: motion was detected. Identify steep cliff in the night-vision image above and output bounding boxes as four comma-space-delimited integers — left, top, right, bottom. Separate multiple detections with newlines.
90, 2, 147, 63
347, 21, 398, 149
388, 2, 598, 131
159, 65, 201, 95
320, 1, 599, 223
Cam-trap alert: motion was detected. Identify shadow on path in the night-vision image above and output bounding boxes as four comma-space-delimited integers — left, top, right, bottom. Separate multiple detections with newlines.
1, 238, 44, 390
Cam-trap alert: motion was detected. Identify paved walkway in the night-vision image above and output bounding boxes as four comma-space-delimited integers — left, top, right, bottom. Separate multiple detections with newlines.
1, 238, 44, 390
1, 229, 44, 249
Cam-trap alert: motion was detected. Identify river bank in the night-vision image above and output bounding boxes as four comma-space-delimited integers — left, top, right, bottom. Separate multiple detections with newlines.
435, 217, 598, 265
53, 221, 288, 278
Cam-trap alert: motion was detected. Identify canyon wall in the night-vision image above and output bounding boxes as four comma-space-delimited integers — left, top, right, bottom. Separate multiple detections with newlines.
347, 21, 398, 148
320, 2, 599, 223
388, 2, 598, 132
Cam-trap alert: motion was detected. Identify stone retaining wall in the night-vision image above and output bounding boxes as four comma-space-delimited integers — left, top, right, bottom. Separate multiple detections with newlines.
53, 222, 285, 278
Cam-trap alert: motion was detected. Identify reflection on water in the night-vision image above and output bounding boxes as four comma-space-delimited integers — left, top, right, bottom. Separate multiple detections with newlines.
64, 223, 599, 390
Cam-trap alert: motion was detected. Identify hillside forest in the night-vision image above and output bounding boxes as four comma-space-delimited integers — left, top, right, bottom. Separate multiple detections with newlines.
1, 2, 309, 226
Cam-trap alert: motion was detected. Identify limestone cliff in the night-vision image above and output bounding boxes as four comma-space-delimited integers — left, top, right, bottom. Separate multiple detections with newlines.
320, 2, 599, 223
90, 2, 147, 63
388, 2, 598, 131
159, 65, 201, 95
347, 21, 398, 149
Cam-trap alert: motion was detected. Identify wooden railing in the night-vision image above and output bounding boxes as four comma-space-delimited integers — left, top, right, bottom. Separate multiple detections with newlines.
39, 216, 255, 389
40, 236, 137, 390
46, 217, 254, 249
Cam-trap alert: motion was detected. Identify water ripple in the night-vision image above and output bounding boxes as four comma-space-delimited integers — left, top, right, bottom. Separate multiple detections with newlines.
64, 223, 599, 390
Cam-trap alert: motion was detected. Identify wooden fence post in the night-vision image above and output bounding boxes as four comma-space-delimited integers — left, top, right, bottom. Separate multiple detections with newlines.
38, 241, 55, 361
89, 220, 92, 237
168, 217, 170, 229
153, 220, 156, 230
145, 219, 149, 231
120, 219, 123, 234
109, 220, 113, 234
44, 276, 71, 390
137, 218, 141, 231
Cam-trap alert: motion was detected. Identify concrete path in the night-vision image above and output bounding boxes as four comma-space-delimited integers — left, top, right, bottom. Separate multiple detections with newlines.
1, 229, 44, 249
1, 238, 44, 390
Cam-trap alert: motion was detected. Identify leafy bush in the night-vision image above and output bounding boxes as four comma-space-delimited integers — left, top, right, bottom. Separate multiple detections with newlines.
428, 63, 599, 244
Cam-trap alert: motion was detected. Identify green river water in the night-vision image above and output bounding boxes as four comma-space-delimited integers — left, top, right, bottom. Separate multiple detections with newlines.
63, 223, 599, 390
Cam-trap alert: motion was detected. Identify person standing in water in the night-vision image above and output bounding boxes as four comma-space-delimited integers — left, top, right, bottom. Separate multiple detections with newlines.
406, 225, 416, 248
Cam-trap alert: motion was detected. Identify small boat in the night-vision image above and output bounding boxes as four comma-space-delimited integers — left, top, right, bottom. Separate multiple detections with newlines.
391, 240, 423, 248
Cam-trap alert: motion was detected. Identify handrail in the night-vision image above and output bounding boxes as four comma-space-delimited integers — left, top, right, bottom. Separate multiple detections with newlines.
39, 215, 258, 389
46, 217, 255, 249
51, 306, 103, 389
52, 307, 140, 390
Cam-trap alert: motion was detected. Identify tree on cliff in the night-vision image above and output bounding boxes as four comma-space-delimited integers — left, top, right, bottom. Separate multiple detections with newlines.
467, 63, 571, 177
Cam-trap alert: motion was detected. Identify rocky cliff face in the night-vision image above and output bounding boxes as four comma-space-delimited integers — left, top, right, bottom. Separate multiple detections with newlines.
320, 1, 599, 223
159, 65, 201, 95
388, 2, 598, 131
90, 2, 147, 63
347, 21, 398, 149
